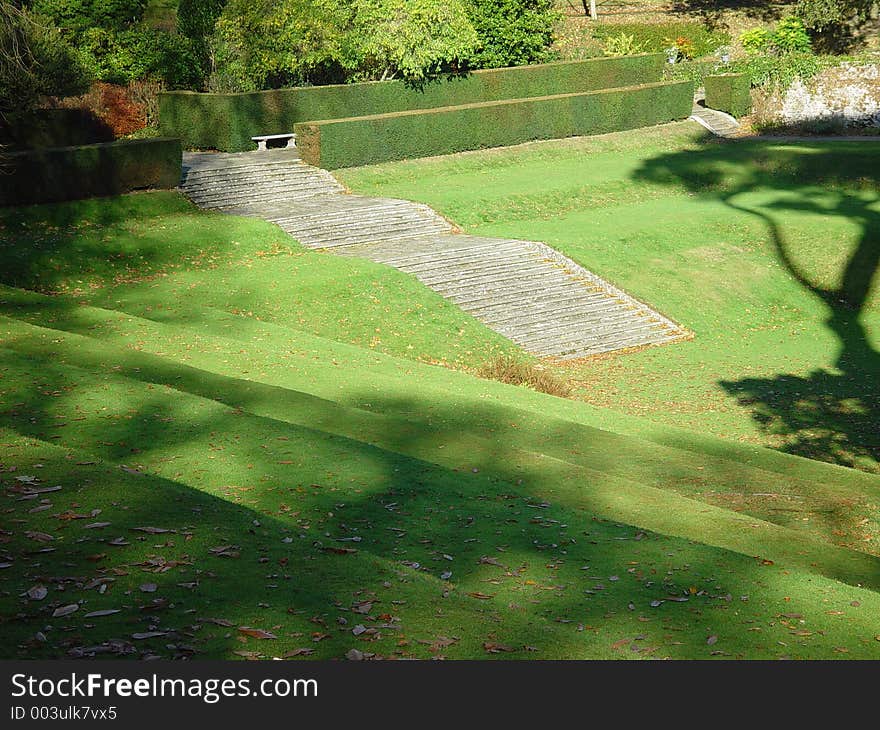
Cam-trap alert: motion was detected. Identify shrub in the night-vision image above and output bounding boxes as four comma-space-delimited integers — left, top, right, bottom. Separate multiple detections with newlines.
795, 0, 878, 52
593, 22, 730, 59
602, 33, 646, 58
475, 355, 572, 397
29, 0, 148, 34
0, 137, 182, 206
80, 27, 203, 89
739, 17, 812, 55
728, 52, 824, 89
0, 2, 93, 118
210, 0, 478, 91
294, 80, 694, 169
160, 54, 666, 151
465, 0, 560, 69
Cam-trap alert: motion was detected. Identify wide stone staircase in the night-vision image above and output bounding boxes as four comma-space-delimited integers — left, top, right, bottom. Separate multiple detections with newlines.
180, 150, 689, 359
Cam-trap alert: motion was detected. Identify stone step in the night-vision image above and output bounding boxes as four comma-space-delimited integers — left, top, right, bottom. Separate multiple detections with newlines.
180, 150, 689, 359
513, 314, 665, 350
547, 329, 684, 360
413, 260, 551, 287
487, 299, 633, 331
452, 283, 607, 312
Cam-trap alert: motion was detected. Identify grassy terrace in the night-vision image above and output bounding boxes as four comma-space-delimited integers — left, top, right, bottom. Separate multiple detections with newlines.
339, 122, 880, 475
1, 126, 879, 660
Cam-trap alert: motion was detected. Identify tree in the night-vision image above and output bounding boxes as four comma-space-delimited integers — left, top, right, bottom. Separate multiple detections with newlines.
28, 0, 148, 35
795, 0, 879, 50
465, 0, 560, 69
0, 1, 92, 121
210, 0, 478, 91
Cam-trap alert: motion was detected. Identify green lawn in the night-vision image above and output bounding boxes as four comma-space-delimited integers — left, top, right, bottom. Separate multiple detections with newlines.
339, 122, 880, 475
1, 132, 879, 660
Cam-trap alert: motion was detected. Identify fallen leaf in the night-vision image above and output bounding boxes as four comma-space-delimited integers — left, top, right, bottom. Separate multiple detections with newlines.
139, 583, 158, 593
84, 609, 121, 618
282, 648, 315, 658
483, 642, 516, 653
25, 531, 54, 542
467, 592, 494, 600
26, 585, 48, 601
52, 604, 79, 618
238, 626, 277, 640
132, 631, 168, 640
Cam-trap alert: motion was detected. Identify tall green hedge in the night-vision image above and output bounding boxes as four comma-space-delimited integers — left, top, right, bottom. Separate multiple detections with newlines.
159, 54, 665, 151
0, 138, 182, 206
704, 73, 752, 118
295, 80, 693, 169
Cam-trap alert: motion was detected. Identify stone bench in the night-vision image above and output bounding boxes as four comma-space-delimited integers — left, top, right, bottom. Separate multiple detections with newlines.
252, 133, 296, 151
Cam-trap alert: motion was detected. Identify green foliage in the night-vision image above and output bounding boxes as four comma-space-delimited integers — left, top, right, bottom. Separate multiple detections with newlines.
704, 73, 752, 118
345, 0, 478, 83
0, 2, 92, 118
602, 33, 646, 58
739, 16, 812, 55
211, 0, 479, 91
465, 0, 559, 69
727, 52, 824, 88
795, 0, 878, 51
0, 137, 181, 205
29, 0, 147, 33
593, 22, 730, 59
295, 80, 694, 169
177, 0, 226, 85
178, 0, 226, 39
80, 26, 202, 88
795, 0, 878, 33
160, 54, 665, 151
739, 27, 772, 54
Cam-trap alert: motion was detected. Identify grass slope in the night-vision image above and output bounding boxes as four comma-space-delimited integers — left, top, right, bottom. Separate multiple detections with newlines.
1, 188, 879, 660
338, 122, 880, 474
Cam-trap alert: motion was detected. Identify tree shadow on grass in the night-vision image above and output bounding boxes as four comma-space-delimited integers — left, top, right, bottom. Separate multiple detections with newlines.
633, 136, 879, 471
4, 304, 880, 659
668, 0, 789, 25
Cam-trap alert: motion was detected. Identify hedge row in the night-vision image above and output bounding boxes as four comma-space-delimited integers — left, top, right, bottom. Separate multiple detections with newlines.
0, 109, 115, 151
295, 80, 694, 169
0, 138, 182, 206
159, 54, 665, 152
704, 73, 752, 118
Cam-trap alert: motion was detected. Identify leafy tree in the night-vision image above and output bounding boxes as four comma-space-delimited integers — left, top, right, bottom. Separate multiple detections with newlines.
28, 0, 148, 34
795, 0, 879, 50
1, 1, 92, 120
465, 0, 559, 69
80, 26, 203, 88
211, 0, 478, 90
348, 0, 477, 82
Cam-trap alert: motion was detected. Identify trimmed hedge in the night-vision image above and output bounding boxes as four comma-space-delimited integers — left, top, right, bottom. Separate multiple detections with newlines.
159, 54, 665, 152
0, 109, 115, 151
704, 73, 752, 118
0, 138, 182, 207
295, 80, 694, 169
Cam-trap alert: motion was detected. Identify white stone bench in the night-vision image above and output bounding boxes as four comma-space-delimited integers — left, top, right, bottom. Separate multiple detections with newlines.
252, 133, 296, 151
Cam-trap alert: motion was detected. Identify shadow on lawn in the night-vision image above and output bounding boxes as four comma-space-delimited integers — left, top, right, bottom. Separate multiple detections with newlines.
633, 136, 879, 471
668, 0, 788, 24
4, 313, 880, 659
